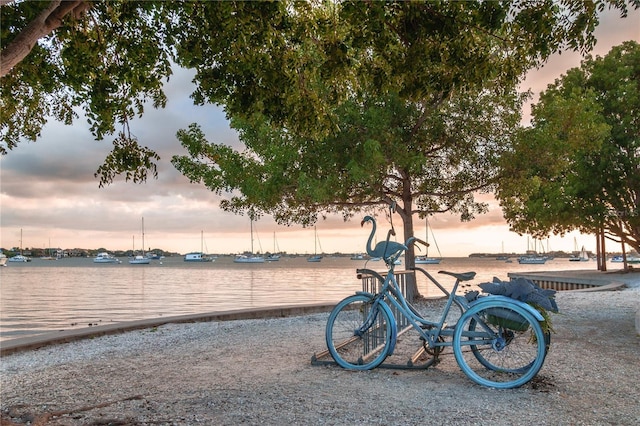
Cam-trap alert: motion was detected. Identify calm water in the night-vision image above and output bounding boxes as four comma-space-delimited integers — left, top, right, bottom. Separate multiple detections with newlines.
0, 255, 602, 341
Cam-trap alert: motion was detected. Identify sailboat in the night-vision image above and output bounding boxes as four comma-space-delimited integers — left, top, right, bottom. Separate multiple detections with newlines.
9, 229, 31, 262
266, 232, 281, 261
234, 219, 265, 263
569, 243, 589, 262
129, 217, 151, 264
518, 236, 547, 264
41, 238, 58, 260
184, 231, 214, 262
307, 226, 322, 262
415, 217, 442, 264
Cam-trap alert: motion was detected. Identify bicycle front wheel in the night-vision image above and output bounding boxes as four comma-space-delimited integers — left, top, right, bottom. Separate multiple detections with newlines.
325, 294, 394, 370
453, 301, 547, 389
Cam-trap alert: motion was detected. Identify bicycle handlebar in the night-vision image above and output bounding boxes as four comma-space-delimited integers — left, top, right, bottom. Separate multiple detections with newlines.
412, 237, 429, 250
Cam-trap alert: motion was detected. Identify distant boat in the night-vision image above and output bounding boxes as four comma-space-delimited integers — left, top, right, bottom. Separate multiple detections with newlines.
93, 252, 120, 263
267, 232, 281, 261
307, 225, 323, 262
129, 217, 151, 265
9, 228, 31, 262
569, 245, 589, 262
517, 256, 547, 265
496, 242, 509, 260
414, 216, 442, 264
0, 252, 7, 267
184, 231, 214, 262
518, 236, 548, 264
234, 219, 264, 263
350, 253, 364, 260
235, 254, 267, 263
8, 254, 31, 263
415, 256, 440, 264
129, 254, 151, 264
184, 252, 213, 262
41, 239, 58, 260
610, 255, 640, 264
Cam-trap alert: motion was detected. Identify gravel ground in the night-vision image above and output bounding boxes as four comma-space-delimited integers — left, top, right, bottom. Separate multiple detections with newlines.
1, 285, 639, 426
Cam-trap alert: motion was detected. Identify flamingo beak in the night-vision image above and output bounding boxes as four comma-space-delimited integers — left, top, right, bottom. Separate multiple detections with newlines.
360, 220, 365, 227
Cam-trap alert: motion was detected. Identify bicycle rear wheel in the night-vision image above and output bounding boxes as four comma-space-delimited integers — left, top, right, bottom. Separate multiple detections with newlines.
325, 294, 394, 370
453, 301, 547, 389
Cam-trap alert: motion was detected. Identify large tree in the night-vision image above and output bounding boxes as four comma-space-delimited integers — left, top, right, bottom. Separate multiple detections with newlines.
170, 1, 638, 260
173, 88, 524, 266
497, 41, 640, 255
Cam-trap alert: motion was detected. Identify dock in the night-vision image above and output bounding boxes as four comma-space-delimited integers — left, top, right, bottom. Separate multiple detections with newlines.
508, 269, 639, 291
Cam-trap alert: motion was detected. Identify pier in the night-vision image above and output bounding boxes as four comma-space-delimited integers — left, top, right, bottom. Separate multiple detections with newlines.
508, 269, 637, 291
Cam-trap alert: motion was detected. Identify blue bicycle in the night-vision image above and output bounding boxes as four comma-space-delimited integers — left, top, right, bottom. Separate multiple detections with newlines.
325, 214, 548, 389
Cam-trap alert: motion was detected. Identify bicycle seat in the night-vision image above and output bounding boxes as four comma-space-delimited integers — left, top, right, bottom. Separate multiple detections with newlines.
438, 271, 476, 281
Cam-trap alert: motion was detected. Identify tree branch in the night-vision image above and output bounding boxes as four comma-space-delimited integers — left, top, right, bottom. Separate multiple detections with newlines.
0, 0, 91, 77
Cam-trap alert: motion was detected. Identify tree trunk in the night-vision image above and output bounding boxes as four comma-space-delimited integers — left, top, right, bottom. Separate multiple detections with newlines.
397, 197, 419, 300
598, 228, 607, 271
1, 0, 90, 77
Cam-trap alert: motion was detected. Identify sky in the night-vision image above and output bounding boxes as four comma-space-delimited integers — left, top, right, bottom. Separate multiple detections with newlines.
1, 8, 639, 257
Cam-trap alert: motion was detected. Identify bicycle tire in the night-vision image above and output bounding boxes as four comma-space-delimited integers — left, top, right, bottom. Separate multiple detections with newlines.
452, 301, 547, 389
469, 320, 551, 372
325, 294, 394, 370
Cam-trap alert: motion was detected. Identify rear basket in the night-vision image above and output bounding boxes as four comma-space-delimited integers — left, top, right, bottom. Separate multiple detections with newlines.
485, 307, 529, 331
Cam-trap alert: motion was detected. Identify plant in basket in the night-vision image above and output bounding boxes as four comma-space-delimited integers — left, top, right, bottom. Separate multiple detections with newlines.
473, 277, 559, 335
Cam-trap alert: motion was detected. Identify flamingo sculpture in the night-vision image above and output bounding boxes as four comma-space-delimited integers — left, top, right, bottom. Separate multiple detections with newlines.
361, 215, 407, 260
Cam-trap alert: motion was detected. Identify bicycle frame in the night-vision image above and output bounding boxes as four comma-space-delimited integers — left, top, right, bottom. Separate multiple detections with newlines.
356, 263, 469, 351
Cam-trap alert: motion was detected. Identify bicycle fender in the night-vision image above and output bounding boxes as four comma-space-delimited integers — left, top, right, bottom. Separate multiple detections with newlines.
470, 295, 544, 322
377, 300, 398, 356
354, 291, 376, 298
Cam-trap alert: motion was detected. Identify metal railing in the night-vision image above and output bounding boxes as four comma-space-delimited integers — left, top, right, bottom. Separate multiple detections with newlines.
358, 269, 415, 330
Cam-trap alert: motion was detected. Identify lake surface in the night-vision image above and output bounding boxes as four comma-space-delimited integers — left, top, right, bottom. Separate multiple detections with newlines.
0, 255, 605, 341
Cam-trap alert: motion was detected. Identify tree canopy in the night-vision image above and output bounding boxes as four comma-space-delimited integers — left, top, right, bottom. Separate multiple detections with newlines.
2, 0, 638, 186
497, 41, 640, 253
170, 0, 639, 270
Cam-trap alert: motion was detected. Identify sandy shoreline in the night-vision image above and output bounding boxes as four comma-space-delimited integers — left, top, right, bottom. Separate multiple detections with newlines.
1, 279, 639, 425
